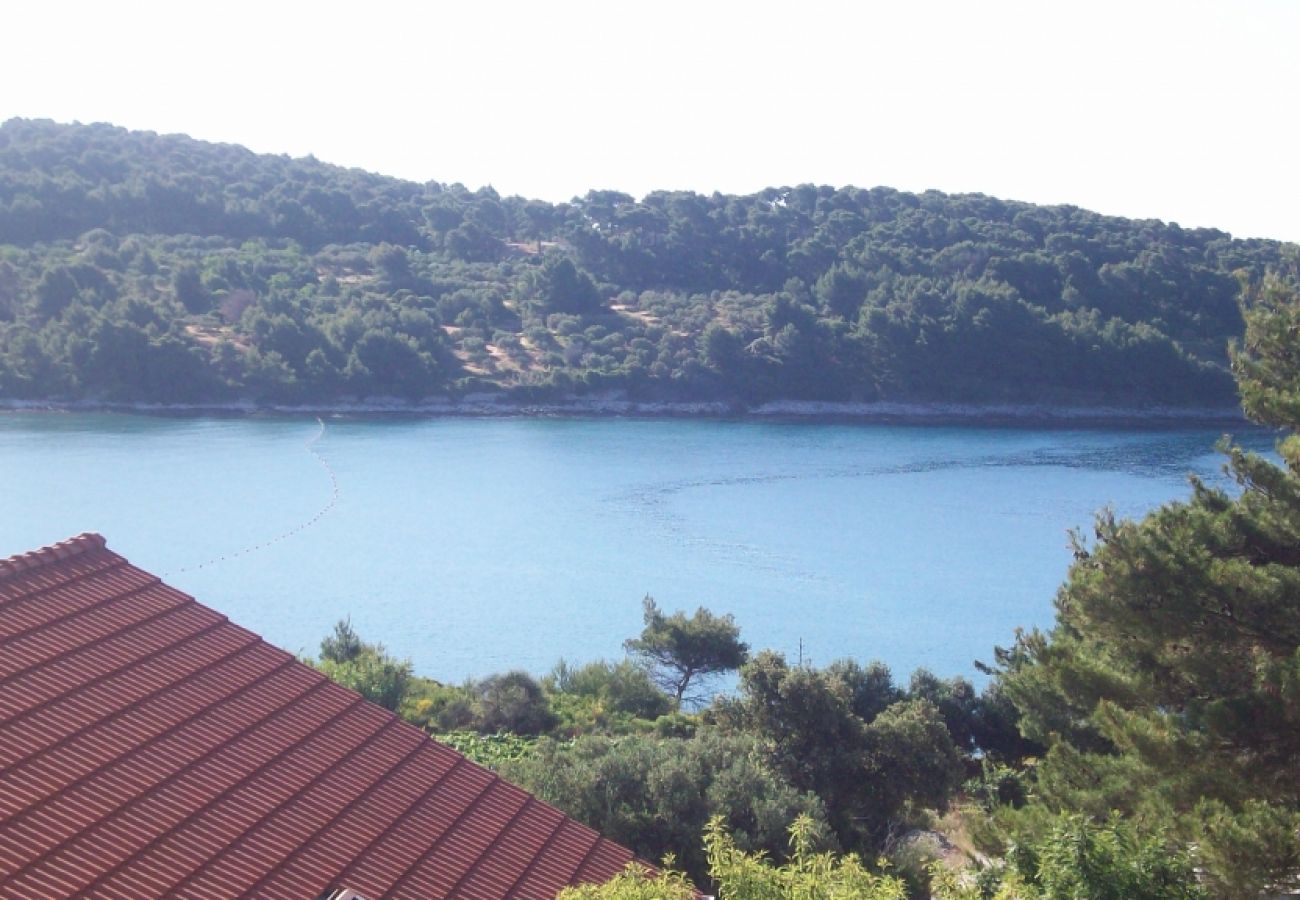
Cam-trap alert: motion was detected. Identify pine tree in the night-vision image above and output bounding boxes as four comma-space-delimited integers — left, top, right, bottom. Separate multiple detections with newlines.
996, 256, 1300, 895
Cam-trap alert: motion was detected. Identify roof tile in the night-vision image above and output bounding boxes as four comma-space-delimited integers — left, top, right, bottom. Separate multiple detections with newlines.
0, 535, 639, 898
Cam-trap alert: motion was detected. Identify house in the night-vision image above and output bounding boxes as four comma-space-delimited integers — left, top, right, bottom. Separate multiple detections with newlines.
0, 533, 639, 898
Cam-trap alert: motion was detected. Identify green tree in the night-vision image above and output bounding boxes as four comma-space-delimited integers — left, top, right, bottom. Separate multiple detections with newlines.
320, 617, 363, 662
369, 243, 412, 290
35, 266, 78, 317
814, 262, 867, 320
947, 814, 1204, 900
995, 262, 1300, 895
722, 652, 963, 853
529, 254, 604, 315
471, 670, 557, 736
560, 866, 695, 900
559, 815, 907, 900
318, 647, 412, 712
173, 263, 210, 313
348, 329, 438, 398
1233, 257, 1300, 428
624, 596, 749, 708
315, 619, 413, 712
906, 668, 981, 756
701, 322, 744, 373
567, 812, 1201, 899
506, 733, 830, 889
546, 658, 673, 731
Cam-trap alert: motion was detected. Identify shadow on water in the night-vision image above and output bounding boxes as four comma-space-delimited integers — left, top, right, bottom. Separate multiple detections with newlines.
608, 427, 1277, 579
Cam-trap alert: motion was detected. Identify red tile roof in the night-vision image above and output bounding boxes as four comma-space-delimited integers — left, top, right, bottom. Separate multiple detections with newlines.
0, 533, 639, 899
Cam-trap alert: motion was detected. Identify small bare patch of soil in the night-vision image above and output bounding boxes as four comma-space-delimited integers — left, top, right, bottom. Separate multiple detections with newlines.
610, 304, 662, 328
505, 240, 564, 256
184, 323, 251, 351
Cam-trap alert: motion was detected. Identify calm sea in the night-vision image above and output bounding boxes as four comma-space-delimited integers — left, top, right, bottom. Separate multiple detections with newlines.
0, 413, 1273, 684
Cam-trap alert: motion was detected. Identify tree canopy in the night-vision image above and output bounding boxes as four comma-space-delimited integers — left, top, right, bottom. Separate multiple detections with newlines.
624, 595, 749, 708
559, 816, 909, 900
716, 651, 964, 852
311, 610, 1013, 892
313, 618, 412, 712
989, 255, 1300, 896
0, 118, 1287, 408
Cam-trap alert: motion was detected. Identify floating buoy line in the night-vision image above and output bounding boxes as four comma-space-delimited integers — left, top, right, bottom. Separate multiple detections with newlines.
166, 417, 340, 577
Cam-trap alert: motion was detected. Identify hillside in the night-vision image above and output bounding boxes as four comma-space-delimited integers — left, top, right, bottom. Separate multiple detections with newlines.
0, 118, 1287, 408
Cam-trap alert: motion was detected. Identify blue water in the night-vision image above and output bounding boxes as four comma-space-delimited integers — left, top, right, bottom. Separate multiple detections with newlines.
0, 413, 1274, 684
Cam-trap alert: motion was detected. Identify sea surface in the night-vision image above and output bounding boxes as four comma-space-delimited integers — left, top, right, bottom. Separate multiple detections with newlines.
0, 413, 1275, 685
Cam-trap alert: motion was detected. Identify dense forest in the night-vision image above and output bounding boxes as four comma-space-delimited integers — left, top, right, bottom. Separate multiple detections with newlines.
0, 118, 1288, 408
314, 262, 1300, 897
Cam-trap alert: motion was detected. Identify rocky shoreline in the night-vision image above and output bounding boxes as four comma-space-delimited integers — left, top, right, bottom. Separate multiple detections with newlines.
0, 393, 1251, 426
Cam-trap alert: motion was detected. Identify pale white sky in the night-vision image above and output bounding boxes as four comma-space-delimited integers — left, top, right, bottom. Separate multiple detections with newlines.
4, 0, 1298, 241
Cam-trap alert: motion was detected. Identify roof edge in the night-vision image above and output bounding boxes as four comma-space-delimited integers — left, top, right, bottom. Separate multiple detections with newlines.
0, 532, 109, 579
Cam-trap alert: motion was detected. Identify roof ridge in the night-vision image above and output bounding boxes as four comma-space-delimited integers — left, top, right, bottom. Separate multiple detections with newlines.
0, 568, 165, 653
0, 533, 108, 581
0, 549, 125, 613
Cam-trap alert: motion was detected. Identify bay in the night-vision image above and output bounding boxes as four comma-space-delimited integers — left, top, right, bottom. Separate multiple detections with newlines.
0, 413, 1273, 684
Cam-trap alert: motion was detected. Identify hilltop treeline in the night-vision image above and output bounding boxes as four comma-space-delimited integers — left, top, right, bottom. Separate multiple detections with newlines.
0, 118, 1287, 406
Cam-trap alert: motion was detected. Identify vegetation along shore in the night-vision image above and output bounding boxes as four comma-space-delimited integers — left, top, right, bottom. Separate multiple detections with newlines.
0, 394, 1252, 426
0, 118, 1289, 411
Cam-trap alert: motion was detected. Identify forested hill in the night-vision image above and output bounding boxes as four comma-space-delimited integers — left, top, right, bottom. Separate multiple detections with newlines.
0, 118, 1288, 408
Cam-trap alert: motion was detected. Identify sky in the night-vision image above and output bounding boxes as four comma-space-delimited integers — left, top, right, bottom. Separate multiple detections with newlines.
3, 0, 1298, 241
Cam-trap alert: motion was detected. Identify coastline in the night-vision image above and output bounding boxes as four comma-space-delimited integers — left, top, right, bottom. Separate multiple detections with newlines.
0, 393, 1252, 427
